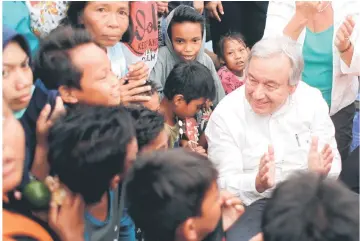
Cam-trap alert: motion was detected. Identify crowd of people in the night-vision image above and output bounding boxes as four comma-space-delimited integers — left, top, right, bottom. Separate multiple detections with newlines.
2, 1, 360, 241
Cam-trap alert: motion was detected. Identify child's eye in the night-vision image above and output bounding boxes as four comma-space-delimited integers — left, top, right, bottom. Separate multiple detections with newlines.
119, 10, 128, 16
176, 40, 184, 44
2, 70, 9, 78
21, 60, 30, 68
97, 8, 106, 12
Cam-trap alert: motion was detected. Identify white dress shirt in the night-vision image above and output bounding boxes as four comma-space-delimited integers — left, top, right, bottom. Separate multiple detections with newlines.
205, 82, 342, 206
263, 0, 360, 116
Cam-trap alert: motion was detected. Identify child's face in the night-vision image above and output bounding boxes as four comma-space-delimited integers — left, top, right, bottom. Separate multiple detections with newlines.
183, 181, 222, 241
2, 101, 25, 194
81, 1, 129, 47
2, 41, 33, 112
140, 129, 169, 153
173, 96, 206, 118
223, 39, 248, 74
171, 22, 202, 62
60, 43, 121, 106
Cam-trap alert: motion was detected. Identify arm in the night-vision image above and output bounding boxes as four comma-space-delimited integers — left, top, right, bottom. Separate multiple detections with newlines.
205, 111, 263, 205
311, 90, 342, 179
339, 16, 360, 74
263, 1, 298, 39
31, 144, 49, 181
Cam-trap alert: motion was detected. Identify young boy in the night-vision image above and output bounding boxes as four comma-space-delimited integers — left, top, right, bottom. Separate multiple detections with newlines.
126, 149, 244, 241
159, 61, 216, 149
48, 105, 138, 241
126, 105, 168, 153
150, 5, 225, 105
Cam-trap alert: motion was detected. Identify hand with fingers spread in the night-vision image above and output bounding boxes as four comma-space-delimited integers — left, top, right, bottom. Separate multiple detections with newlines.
220, 190, 245, 231
335, 16, 356, 53
49, 187, 85, 241
308, 136, 334, 175
156, 1, 169, 15
255, 145, 275, 193
205, 1, 224, 22
119, 78, 152, 105
36, 96, 66, 147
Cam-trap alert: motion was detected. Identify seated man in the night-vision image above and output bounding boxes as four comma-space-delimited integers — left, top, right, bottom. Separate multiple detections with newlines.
205, 36, 341, 241
251, 172, 359, 241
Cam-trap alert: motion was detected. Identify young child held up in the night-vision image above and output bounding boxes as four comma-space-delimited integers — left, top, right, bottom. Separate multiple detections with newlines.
217, 32, 249, 95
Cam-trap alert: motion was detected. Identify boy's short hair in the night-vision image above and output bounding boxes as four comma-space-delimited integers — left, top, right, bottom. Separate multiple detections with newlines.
126, 149, 218, 241
126, 105, 165, 151
33, 26, 94, 90
48, 105, 135, 205
163, 62, 216, 103
262, 172, 359, 241
167, 5, 205, 42
218, 31, 247, 60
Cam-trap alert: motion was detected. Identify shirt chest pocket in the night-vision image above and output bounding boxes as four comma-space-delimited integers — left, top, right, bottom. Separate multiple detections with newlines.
283, 130, 311, 166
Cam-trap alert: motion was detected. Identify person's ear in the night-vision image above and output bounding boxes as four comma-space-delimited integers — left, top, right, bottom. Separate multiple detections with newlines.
109, 175, 121, 190
176, 218, 198, 241
173, 94, 185, 107
249, 233, 264, 241
288, 83, 298, 95
58, 86, 79, 104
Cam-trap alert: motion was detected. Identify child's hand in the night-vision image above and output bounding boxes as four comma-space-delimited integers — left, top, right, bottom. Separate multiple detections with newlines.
36, 97, 65, 147
220, 190, 245, 231
49, 186, 85, 241
127, 61, 149, 82
119, 78, 152, 105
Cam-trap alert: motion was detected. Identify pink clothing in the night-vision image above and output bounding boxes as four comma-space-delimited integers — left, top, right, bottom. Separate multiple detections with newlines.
217, 66, 245, 95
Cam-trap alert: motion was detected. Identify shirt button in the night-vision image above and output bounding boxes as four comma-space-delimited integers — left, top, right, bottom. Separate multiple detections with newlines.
114, 225, 118, 231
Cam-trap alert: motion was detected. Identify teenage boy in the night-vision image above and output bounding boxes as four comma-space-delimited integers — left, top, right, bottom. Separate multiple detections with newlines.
126, 149, 244, 241
48, 105, 138, 241
150, 5, 225, 105
126, 105, 168, 153
159, 61, 215, 149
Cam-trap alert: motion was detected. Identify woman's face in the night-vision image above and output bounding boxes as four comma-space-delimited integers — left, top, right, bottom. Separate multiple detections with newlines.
81, 1, 130, 47
2, 101, 25, 194
2, 41, 33, 112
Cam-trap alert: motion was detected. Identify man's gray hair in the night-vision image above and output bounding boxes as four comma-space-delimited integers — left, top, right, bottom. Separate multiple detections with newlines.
246, 36, 304, 86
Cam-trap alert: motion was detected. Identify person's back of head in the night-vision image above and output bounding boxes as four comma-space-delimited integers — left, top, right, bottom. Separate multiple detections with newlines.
33, 26, 93, 90
48, 105, 136, 205
126, 149, 221, 241
261, 172, 359, 241
163, 61, 216, 104
125, 105, 167, 152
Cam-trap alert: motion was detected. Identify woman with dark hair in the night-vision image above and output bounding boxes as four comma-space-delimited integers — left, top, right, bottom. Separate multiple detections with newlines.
61, 1, 151, 102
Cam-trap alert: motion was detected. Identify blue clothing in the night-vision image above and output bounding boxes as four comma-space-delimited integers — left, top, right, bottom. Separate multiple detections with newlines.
302, 26, 334, 107
2, 1, 39, 55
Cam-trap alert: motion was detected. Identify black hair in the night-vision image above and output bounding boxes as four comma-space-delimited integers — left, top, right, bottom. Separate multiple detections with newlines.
163, 61, 216, 103
126, 149, 218, 241
48, 105, 135, 205
33, 26, 94, 90
218, 31, 247, 60
167, 5, 205, 42
126, 105, 165, 151
142, 81, 158, 97
262, 172, 359, 241
61, 1, 133, 43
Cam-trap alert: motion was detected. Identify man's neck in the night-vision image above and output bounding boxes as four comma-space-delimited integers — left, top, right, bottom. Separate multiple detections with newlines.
159, 98, 176, 126
86, 192, 109, 222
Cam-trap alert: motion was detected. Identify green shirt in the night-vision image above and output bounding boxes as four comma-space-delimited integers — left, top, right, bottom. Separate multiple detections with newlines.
302, 26, 334, 107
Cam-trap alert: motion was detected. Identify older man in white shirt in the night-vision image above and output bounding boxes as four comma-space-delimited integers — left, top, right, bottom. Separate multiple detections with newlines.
205, 36, 342, 241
